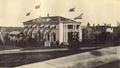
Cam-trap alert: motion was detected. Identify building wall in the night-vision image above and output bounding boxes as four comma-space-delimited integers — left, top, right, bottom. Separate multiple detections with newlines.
59, 22, 82, 44
82, 25, 115, 43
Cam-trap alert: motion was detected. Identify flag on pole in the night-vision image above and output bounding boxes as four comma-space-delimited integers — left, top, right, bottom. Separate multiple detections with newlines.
69, 8, 75, 12
35, 5, 40, 9
26, 12, 30, 16
74, 13, 83, 19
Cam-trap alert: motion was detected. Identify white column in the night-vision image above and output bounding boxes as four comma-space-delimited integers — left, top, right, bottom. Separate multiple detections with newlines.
50, 33, 51, 42
65, 24, 68, 42
65, 24, 66, 42
63, 24, 64, 42
79, 25, 82, 42
64, 24, 66, 42
73, 25, 75, 36
59, 23, 64, 44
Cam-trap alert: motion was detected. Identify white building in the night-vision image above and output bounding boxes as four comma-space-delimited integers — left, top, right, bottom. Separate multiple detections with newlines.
23, 16, 82, 46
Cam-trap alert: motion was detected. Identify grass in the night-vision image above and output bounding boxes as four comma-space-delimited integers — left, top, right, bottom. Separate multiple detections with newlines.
0, 46, 100, 67
0, 49, 88, 67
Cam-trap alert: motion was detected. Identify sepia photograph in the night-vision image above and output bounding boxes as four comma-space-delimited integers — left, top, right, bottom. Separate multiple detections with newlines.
0, 0, 120, 68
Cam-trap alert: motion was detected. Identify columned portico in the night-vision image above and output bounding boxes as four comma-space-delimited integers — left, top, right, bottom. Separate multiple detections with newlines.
60, 23, 82, 44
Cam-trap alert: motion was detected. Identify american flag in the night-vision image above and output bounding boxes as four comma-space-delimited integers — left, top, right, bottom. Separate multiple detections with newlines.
74, 13, 83, 19
26, 12, 30, 16
69, 8, 75, 12
35, 5, 40, 9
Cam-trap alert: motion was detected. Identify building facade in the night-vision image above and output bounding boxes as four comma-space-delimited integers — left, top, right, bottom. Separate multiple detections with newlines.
82, 24, 115, 43
23, 16, 82, 46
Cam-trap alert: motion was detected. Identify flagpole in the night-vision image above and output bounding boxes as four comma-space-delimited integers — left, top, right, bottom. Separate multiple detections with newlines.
35, 0, 41, 17
69, 7, 76, 20
39, 0, 41, 17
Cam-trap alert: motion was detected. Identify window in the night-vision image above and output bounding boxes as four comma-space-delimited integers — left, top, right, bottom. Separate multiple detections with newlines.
51, 33, 56, 41
53, 33, 56, 41
77, 25, 80, 29
51, 25, 56, 29
46, 34, 50, 41
68, 25, 73, 29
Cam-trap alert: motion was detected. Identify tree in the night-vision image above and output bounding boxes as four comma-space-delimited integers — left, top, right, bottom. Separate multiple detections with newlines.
87, 22, 90, 27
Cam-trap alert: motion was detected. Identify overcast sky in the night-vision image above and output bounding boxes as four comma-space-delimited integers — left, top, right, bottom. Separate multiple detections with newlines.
0, 0, 120, 27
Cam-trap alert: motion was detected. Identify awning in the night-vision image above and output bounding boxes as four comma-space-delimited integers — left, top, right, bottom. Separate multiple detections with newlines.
50, 25, 56, 28
45, 25, 50, 28
40, 25, 44, 28
9, 31, 21, 35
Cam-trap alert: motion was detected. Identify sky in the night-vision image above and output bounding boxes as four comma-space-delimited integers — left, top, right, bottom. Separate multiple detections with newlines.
0, 0, 120, 27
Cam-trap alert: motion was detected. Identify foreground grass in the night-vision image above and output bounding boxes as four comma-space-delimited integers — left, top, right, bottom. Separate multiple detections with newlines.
0, 49, 89, 67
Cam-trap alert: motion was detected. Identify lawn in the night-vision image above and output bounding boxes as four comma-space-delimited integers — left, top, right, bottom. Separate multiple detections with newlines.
0, 49, 86, 67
